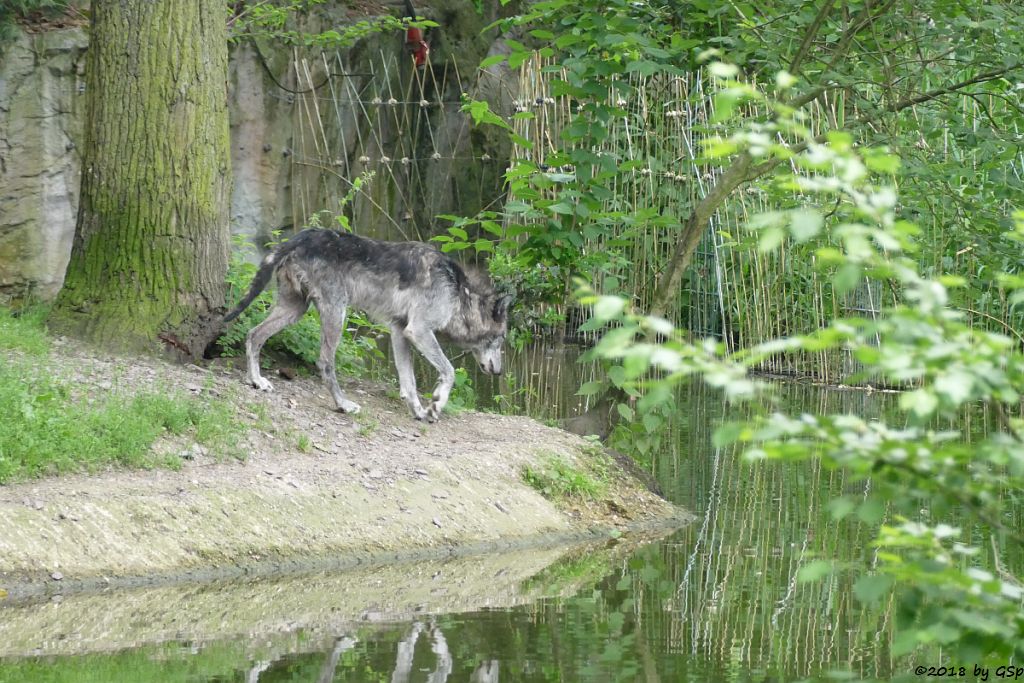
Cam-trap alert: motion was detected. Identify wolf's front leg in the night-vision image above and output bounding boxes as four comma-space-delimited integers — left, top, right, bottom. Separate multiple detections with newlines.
404, 326, 454, 423
391, 329, 429, 421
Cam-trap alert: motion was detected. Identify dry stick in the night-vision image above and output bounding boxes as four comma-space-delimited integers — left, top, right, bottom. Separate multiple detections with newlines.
344, 54, 409, 239
325, 53, 351, 183
400, 54, 422, 240
303, 59, 331, 154
375, 51, 416, 238
303, 58, 335, 211
293, 49, 313, 224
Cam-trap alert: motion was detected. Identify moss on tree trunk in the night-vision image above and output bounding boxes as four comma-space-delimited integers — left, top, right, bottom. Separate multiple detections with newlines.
51, 0, 231, 357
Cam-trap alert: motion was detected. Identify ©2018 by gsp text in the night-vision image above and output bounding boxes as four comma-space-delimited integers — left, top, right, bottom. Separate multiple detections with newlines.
913, 665, 1023, 680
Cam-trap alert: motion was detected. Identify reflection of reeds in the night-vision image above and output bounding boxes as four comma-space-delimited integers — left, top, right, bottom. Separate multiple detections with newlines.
654, 384, 894, 677
506, 59, 1024, 383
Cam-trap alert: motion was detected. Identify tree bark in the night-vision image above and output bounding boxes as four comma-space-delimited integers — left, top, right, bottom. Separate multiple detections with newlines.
649, 154, 752, 317
51, 0, 231, 358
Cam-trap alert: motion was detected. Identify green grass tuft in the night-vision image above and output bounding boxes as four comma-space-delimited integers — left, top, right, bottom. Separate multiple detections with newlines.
0, 305, 51, 355
522, 452, 606, 501
0, 306, 245, 483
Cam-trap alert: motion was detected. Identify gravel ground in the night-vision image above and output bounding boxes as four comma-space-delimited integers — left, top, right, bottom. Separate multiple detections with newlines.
0, 339, 690, 601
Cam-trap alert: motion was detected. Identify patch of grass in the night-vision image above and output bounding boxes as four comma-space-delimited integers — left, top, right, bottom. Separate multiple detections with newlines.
296, 433, 312, 452
522, 452, 606, 501
250, 402, 273, 431
0, 304, 246, 481
355, 414, 379, 437
0, 305, 50, 355
0, 360, 245, 483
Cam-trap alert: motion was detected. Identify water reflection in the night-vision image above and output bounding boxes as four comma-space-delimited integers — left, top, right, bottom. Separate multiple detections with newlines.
1, 344, 1020, 682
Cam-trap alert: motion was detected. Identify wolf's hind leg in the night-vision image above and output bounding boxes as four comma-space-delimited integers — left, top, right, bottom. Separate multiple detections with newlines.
315, 303, 361, 414
391, 326, 428, 421
245, 285, 307, 392
404, 325, 454, 423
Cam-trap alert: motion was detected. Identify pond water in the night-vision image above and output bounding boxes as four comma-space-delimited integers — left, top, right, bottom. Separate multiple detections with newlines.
1, 342, 1020, 682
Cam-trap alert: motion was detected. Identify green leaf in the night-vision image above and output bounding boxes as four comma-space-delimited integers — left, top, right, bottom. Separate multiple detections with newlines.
853, 574, 894, 604
479, 54, 506, 69
508, 50, 531, 69
833, 263, 862, 294
577, 381, 605, 396
900, 389, 938, 418
708, 62, 738, 79
798, 560, 833, 582
510, 133, 534, 149
547, 201, 575, 215
934, 372, 972, 405
864, 151, 900, 174
757, 226, 785, 253
593, 296, 626, 322
856, 496, 886, 524
828, 496, 857, 520
712, 422, 743, 448
465, 99, 511, 130
789, 209, 823, 242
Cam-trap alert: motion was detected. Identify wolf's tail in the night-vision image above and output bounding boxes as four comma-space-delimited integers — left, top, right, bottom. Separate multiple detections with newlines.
222, 237, 303, 323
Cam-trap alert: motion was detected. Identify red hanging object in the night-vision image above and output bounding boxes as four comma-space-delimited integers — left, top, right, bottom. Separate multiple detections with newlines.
403, 0, 429, 68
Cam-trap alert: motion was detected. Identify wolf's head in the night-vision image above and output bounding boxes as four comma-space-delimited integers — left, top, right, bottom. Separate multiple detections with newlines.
442, 264, 513, 375
468, 293, 512, 375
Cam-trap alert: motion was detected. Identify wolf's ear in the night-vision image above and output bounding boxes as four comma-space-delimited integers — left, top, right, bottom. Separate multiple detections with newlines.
492, 294, 513, 322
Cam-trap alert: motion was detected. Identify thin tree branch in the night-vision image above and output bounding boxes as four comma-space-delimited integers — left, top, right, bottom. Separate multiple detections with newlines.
788, 0, 899, 111
789, 0, 837, 74
884, 64, 1021, 113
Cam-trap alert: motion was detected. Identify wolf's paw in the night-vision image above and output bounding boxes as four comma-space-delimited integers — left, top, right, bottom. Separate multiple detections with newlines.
336, 399, 361, 414
252, 376, 274, 392
425, 401, 443, 423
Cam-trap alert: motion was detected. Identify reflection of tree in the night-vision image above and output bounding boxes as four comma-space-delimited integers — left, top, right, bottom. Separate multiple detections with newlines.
391, 622, 425, 683
426, 623, 452, 683
246, 659, 271, 683
390, 620, 453, 683
318, 636, 358, 683
470, 660, 500, 683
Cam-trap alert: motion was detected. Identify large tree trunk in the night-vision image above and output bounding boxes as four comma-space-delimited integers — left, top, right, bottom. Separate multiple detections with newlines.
51, 0, 230, 358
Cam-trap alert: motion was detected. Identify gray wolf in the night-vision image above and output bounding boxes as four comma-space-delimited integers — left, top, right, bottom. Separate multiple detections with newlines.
223, 229, 512, 422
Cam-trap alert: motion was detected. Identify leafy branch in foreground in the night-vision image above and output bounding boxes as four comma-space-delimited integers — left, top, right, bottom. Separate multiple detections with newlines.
580, 64, 1024, 663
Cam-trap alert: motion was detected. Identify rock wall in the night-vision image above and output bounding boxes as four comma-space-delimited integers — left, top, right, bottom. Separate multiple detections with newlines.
0, 1, 517, 303
0, 28, 86, 302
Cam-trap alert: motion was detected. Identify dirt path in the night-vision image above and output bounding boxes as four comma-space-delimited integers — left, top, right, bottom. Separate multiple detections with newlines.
0, 340, 689, 601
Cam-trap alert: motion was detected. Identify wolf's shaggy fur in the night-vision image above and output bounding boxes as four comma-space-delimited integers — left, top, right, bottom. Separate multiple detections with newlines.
224, 229, 511, 422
